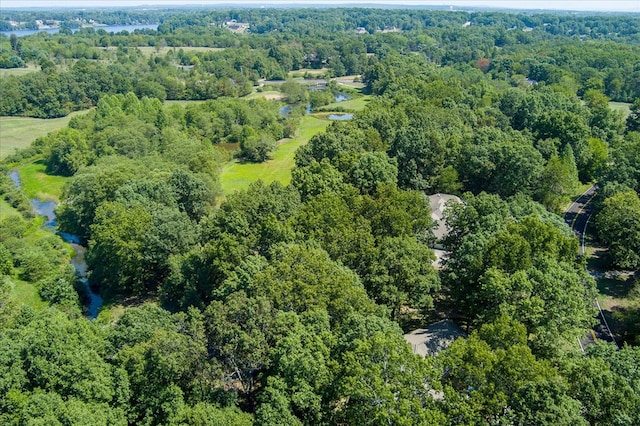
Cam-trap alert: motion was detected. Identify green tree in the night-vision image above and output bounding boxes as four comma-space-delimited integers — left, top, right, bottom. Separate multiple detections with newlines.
45, 128, 91, 176
87, 202, 152, 295
291, 159, 347, 201
204, 292, 276, 394
365, 236, 440, 319
595, 190, 640, 269
243, 243, 375, 325
333, 329, 445, 425
347, 151, 398, 194
535, 145, 579, 212
625, 98, 640, 133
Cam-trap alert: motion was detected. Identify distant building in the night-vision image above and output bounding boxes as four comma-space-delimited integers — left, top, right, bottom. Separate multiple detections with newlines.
355, 27, 367, 35
225, 19, 250, 32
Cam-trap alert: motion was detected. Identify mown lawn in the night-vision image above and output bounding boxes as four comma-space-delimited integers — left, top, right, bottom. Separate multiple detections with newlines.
220, 115, 330, 195
319, 95, 371, 112
288, 68, 327, 78
18, 160, 68, 201
0, 110, 88, 159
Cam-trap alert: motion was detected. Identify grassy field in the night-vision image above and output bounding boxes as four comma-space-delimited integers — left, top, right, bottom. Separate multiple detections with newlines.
18, 160, 68, 201
244, 90, 285, 101
220, 115, 331, 195
288, 68, 327, 78
0, 110, 88, 160
0, 63, 39, 78
609, 101, 631, 118
0, 198, 21, 220
319, 95, 371, 112
0, 201, 49, 311
9, 279, 48, 310
335, 75, 366, 89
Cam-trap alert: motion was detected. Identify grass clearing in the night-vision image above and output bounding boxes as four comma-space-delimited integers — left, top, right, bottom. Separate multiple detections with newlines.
0, 110, 88, 160
319, 95, 371, 112
18, 160, 67, 201
288, 68, 327, 78
0, 63, 39, 78
0, 198, 21, 220
609, 101, 631, 119
9, 278, 47, 310
220, 115, 330, 195
245, 90, 285, 101
335, 75, 366, 89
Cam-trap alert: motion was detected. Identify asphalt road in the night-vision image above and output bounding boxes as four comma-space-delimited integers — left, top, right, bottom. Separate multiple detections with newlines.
564, 185, 597, 253
564, 185, 617, 347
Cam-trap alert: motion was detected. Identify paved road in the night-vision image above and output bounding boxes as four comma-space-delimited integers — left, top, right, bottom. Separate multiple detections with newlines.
564, 185, 597, 245
564, 185, 617, 348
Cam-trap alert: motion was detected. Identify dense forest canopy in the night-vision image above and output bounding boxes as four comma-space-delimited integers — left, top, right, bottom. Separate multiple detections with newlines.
1, 6, 640, 426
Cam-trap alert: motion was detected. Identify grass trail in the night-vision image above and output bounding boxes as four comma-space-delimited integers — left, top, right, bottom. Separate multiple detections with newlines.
220, 115, 330, 195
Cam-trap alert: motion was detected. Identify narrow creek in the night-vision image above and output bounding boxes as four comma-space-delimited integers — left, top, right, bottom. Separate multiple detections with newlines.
9, 169, 102, 318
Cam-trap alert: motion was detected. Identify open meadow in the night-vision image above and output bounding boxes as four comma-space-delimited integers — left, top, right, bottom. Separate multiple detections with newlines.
0, 63, 39, 77
318, 95, 370, 112
17, 160, 68, 201
0, 111, 87, 160
220, 115, 330, 195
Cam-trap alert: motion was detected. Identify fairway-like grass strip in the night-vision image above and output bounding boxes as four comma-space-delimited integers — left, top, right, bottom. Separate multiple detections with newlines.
220, 115, 330, 195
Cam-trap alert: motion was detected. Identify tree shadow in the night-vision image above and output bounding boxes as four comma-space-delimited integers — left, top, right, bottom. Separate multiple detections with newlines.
597, 277, 632, 298
610, 304, 640, 345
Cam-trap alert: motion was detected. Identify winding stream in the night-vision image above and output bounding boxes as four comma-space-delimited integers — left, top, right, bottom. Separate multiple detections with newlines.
8, 169, 102, 318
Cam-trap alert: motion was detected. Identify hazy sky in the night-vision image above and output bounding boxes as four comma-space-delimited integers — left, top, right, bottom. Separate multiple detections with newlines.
1, 0, 638, 12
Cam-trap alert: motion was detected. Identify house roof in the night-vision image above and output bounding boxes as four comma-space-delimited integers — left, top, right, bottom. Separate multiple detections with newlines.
428, 193, 462, 242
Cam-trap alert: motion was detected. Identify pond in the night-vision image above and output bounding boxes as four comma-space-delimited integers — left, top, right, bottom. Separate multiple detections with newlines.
279, 103, 312, 117
335, 94, 351, 102
328, 113, 354, 121
1, 24, 158, 37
